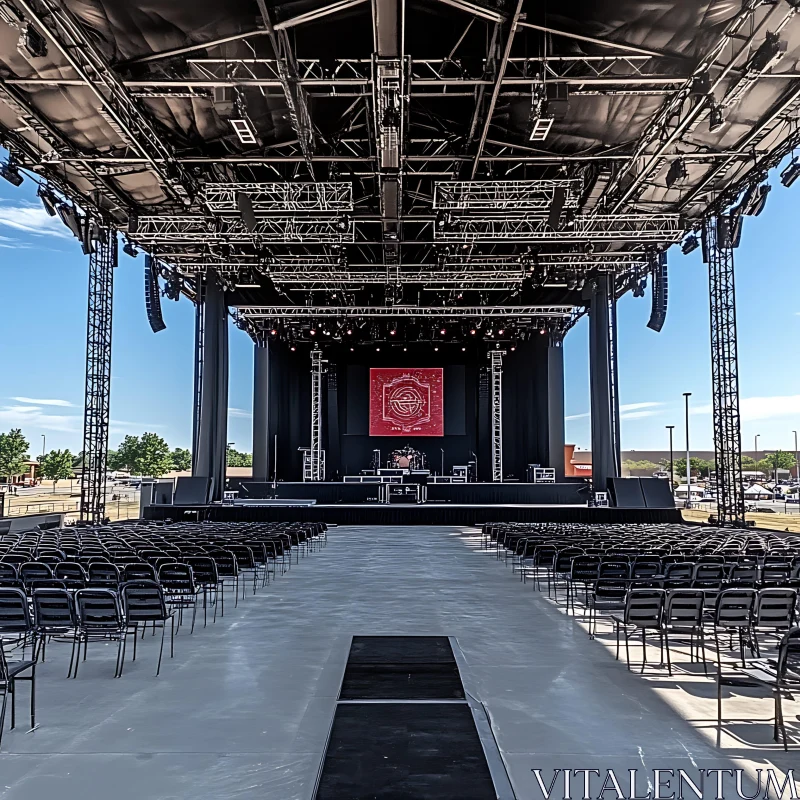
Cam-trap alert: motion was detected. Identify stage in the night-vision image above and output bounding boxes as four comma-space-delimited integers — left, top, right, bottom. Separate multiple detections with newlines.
145, 480, 681, 525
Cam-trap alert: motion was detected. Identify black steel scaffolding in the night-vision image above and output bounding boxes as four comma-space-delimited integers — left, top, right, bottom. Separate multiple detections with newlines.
80, 228, 115, 523
706, 215, 745, 526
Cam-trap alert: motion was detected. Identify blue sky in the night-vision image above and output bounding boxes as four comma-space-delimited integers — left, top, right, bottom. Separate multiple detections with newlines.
0, 164, 798, 458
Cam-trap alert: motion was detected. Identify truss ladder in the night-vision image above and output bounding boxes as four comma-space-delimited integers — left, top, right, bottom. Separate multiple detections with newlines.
489, 350, 504, 482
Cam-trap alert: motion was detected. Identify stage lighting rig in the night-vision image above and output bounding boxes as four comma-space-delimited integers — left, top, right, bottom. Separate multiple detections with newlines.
738, 182, 770, 216
681, 234, 700, 255
122, 238, 139, 258
748, 32, 786, 75
0, 159, 23, 186
666, 158, 687, 189
37, 185, 57, 216
164, 272, 183, 301
234, 268, 260, 289
709, 101, 725, 132
781, 157, 800, 187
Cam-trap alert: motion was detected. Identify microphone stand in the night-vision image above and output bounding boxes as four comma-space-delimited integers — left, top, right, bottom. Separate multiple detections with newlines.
441, 448, 445, 477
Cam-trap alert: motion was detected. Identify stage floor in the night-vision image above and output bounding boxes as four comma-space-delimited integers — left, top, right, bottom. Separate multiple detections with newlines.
2, 526, 791, 799
146, 502, 682, 525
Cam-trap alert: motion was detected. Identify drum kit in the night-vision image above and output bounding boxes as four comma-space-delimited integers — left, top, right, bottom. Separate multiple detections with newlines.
389, 445, 426, 471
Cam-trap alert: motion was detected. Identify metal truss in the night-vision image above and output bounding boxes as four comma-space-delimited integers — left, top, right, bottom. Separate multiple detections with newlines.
601, 0, 787, 213
433, 179, 582, 211
203, 183, 353, 213
435, 214, 684, 243
489, 350, 504, 482
12, 0, 197, 205
706, 216, 745, 526
236, 305, 574, 319
309, 349, 326, 481
130, 216, 354, 243
608, 293, 621, 476
80, 229, 115, 524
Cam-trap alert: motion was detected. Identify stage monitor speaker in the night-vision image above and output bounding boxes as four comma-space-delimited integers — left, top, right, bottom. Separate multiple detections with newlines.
173, 476, 212, 505
144, 254, 166, 333
640, 477, 676, 508
608, 477, 646, 508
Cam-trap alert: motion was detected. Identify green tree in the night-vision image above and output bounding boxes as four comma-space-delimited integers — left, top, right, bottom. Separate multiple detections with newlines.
740, 455, 757, 471
171, 447, 192, 471
108, 433, 173, 477
38, 449, 74, 492
0, 428, 30, 478
673, 457, 713, 479
758, 451, 797, 480
226, 446, 253, 467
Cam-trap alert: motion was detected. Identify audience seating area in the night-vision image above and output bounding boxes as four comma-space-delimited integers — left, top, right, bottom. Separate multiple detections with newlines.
0, 518, 326, 749
484, 522, 800, 749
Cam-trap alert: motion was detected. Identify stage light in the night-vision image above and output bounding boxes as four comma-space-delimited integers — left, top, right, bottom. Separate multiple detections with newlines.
0, 160, 23, 187
681, 234, 699, 255
389, 328, 396, 336
510, 345, 516, 351
403, 347, 407, 352
781, 157, 800, 187
740, 182, 770, 216
666, 158, 687, 189
20, 24, 47, 58
346, 328, 353, 335
335, 215, 350, 233
350, 347, 354, 352
461, 347, 466, 352
122, 238, 138, 258
434, 347, 439, 352
749, 32, 786, 74
309, 328, 317, 336
498, 328, 505, 336
439, 327, 446, 335
709, 101, 724, 132
271, 328, 278, 335
37, 185, 57, 216
376, 347, 380, 352
290, 345, 296, 352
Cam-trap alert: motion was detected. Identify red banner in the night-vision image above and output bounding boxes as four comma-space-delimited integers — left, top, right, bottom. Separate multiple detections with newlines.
369, 368, 444, 436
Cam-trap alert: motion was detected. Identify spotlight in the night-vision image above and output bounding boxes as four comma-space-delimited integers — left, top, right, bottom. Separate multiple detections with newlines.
309, 328, 317, 336
403, 347, 407, 352
37, 186, 57, 216
350, 347, 354, 352
740, 182, 770, 216
498, 328, 505, 336
290, 345, 296, 352
510, 345, 516, 351
439, 327, 446, 335
681, 234, 700, 255
122, 238, 138, 258
236, 192, 257, 232
461, 347, 466, 352
666, 158, 687, 189
781, 157, 800, 187
346, 328, 353, 335
389, 328, 396, 336
335, 215, 351, 233
709, 101, 724, 132
271, 328, 278, 335
434, 346, 439, 352
470, 327, 477, 335
0, 160, 23, 187
19, 24, 47, 59
376, 347, 380, 352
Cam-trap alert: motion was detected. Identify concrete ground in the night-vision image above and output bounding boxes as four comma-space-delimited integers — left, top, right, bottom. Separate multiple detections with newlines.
0, 526, 796, 799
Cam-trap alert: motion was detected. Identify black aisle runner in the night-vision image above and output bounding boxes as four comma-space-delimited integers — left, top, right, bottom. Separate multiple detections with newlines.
315, 636, 498, 800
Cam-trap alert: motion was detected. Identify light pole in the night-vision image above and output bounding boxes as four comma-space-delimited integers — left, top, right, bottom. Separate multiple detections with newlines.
683, 393, 691, 508
793, 431, 798, 487
666, 425, 675, 492
41, 434, 46, 458
755, 434, 760, 463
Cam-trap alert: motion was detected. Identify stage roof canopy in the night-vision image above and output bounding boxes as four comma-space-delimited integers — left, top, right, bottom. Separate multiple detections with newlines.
2, 0, 799, 338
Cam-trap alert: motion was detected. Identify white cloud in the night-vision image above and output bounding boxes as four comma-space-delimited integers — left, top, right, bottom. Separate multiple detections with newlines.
0, 404, 81, 433
0, 202, 72, 239
11, 397, 74, 407
620, 402, 663, 412
692, 394, 800, 422
620, 410, 660, 420
565, 412, 590, 421
229, 407, 252, 418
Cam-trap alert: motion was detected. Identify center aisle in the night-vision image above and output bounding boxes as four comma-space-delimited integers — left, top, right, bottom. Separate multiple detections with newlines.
2, 526, 771, 799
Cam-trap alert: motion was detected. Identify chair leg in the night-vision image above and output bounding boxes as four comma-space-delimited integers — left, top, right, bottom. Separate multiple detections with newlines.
156, 622, 166, 677
29, 669, 35, 729
190, 599, 197, 635
0, 689, 7, 752
624, 626, 631, 671
715, 632, 723, 727
664, 630, 672, 676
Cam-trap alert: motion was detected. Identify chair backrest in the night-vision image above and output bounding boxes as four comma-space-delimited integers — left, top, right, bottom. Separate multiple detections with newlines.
19, 561, 54, 583
0, 563, 18, 581
664, 590, 704, 627
776, 627, 800, 681
158, 562, 196, 592
631, 559, 661, 579
0, 586, 33, 632
184, 556, 218, 585
715, 588, 756, 627
208, 550, 239, 577
87, 563, 120, 586
598, 560, 631, 580
74, 589, 122, 630
693, 563, 724, 581
32, 588, 75, 629
228, 545, 255, 569
754, 589, 797, 629
570, 556, 601, 581
625, 589, 664, 627
554, 547, 584, 572
123, 563, 157, 582
665, 562, 694, 580
120, 580, 167, 623
761, 564, 792, 585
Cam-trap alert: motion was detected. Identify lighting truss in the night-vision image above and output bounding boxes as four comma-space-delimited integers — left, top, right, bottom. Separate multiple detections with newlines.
433, 179, 582, 211
435, 214, 684, 242
236, 306, 574, 318
489, 350, 504, 482
203, 182, 353, 213
130, 216, 354, 243
80, 228, 115, 523
309, 349, 326, 481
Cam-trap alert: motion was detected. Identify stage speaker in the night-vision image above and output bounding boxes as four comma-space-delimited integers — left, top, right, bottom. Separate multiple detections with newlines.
640, 477, 675, 508
646, 252, 668, 332
145, 254, 166, 333
173, 476, 212, 505
608, 477, 646, 508
548, 187, 567, 230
